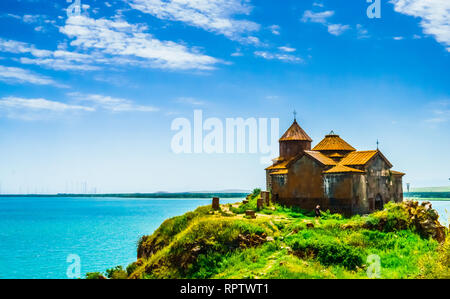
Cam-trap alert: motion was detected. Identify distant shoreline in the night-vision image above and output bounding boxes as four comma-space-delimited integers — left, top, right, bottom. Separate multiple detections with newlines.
404, 192, 450, 201
0, 191, 448, 201
0, 192, 249, 199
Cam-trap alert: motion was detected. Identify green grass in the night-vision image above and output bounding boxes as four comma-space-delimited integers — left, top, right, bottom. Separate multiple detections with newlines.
94, 199, 449, 280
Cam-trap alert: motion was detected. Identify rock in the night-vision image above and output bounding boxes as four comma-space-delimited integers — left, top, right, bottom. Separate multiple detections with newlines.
243, 200, 249, 204
396, 201, 447, 243
342, 223, 353, 230
305, 221, 314, 228
238, 233, 266, 248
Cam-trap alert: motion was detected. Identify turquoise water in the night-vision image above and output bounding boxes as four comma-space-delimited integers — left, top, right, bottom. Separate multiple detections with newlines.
0, 197, 241, 279
0, 197, 448, 279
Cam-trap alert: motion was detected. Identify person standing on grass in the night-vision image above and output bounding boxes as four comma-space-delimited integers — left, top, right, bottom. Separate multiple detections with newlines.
315, 205, 321, 218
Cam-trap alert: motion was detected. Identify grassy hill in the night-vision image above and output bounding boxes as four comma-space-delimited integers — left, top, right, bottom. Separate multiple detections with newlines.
88, 192, 450, 279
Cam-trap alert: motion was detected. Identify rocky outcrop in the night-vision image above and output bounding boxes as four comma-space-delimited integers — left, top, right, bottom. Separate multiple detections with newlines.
407, 201, 446, 243
366, 201, 447, 243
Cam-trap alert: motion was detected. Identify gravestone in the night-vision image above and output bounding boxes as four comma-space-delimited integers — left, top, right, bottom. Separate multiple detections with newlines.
212, 197, 220, 210
261, 191, 270, 205
245, 210, 256, 219
257, 197, 264, 210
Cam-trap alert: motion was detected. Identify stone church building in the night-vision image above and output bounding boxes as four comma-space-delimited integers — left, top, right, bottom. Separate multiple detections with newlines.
266, 118, 405, 215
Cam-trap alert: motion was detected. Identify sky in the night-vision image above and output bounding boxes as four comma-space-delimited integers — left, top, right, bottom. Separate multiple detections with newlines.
0, 0, 449, 194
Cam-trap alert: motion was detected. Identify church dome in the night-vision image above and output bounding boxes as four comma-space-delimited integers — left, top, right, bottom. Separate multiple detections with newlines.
279, 120, 312, 142
312, 131, 355, 152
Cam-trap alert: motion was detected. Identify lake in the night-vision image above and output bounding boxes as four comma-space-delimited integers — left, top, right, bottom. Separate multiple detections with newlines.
0, 196, 241, 279
0, 196, 448, 279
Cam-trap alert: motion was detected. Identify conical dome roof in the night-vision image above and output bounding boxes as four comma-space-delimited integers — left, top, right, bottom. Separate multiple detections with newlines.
279, 120, 312, 142
312, 131, 355, 151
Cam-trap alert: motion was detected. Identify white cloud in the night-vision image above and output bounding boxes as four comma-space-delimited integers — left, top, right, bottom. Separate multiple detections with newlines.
301, 10, 349, 36
254, 51, 303, 63
301, 10, 334, 24
125, 0, 260, 42
0, 65, 65, 87
0, 96, 94, 120
268, 25, 280, 35
0, 38, 52, 58
22, 14, 41, 24
393, 36, 404, 40
0, 96, 93, 112
0, 38, 98, 71
327, 24, 350, 36
390, 0, 450, 50
68, 92, 159, 112
60, 15, 221, 70
356, 24, 370, 39
278, 46, 296, 53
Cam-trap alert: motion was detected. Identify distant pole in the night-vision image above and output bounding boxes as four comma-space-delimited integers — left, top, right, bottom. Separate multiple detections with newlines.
376, 139, 379, 150
293, 110, 297, 121
406, 183, 410, 193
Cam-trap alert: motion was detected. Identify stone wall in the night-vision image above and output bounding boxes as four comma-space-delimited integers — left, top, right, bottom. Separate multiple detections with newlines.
269, 152, 404, 216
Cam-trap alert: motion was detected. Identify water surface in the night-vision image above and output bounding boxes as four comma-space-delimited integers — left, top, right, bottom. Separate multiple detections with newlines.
0, 196, 447, 279
0, 197, 240, 279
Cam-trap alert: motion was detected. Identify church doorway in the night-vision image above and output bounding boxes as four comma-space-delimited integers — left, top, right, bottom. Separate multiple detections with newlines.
375, 194, 383, 210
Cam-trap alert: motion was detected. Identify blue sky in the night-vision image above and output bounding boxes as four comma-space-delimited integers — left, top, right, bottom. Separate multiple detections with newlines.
0, 0, 449, 193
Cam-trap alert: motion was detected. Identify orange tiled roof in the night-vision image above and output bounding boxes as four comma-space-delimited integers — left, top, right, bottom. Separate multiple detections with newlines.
312, 132, 356, 152
279, 120, 312, 142
324, 165, 365, 174
265, 158, 291, 170
304, 150, 336, 166
338, 150, 378, 166
270, 169, 288, 175
390, 170, 405, 176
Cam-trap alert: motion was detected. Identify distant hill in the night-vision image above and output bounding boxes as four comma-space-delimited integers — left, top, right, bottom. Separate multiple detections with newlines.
411, 186, 450, 192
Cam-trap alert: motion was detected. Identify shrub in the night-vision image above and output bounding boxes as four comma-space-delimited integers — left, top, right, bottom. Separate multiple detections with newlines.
286, 230, 364, 270
85, 272, 106, 279
289, 238, 364, 270
105, 266, 128, 279
138, 205, 212, 258
143, 218, 272, 278
419, 237, 450, 278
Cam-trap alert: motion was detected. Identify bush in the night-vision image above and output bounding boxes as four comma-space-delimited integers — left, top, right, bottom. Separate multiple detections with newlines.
286, 230, 364, 270
138, 205, 212, 258
289, 238, 364, 270
419, 237, 450, 278
105, 266, 128, 279
251, 188, 261, 198
85, 272, 106, 279
142, 218, 272, 278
